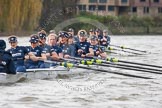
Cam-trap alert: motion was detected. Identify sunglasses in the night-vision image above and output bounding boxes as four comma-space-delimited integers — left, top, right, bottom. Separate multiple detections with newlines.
31, 42, 37, 44
39, 37, 46, 40
9, 42, 16, 44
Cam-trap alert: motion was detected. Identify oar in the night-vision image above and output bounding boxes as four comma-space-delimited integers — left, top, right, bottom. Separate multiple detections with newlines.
73, 59, 162, 74
107, 47, 144, 55
75, 64, 152, 79
110, 44, 148, 53
81, 60, 162, 74
104, 50, 119, 55
98, 60, 162, 72
68, 57, 162, 74
60, 62, 153, 79
107, 57, 162, 69
43, 60, 152, 79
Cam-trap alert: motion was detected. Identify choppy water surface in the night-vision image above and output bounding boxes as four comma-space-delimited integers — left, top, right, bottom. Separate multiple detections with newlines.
1, 36, 162, 108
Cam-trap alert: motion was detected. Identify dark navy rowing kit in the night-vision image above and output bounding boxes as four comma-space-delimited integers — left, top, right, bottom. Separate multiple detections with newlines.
60, 44, 75, 57
97, 35, 111, 47
25, 46, 45, 69
7, 46, 29, 72
78, 41, 90, 56
0, 50, 16, 74
89, 45, 105, 56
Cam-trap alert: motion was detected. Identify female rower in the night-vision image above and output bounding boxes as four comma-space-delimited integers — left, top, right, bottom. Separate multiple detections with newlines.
58, 31, 75, 58
0, 39, 16, 74
68, 28, 79, 43
95, 28, 110, 47
7, 36, 35, 72
89, 28, 95, 37
38, 30, 48, 48
41, 33, 63, 67
42, 33, 63, 61
89, 35, 107, 59
25, 34, 46, 69
102, 29, 111, 47
78, 30, 94, 58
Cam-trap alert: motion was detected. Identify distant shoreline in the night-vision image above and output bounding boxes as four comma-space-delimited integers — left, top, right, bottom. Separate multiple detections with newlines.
1, 32, 162, 37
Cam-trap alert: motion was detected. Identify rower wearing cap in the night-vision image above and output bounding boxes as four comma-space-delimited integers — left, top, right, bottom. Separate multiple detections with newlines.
38, 30, 48, 48
95, 28, 110, 47
89, 28, 95, 37
102, 29, 111, 46
58, 31, 75, 58
68, 28, 79, 43
25, 34, 46, 69
78, 30, 94, 58
0, 39, 16, 74
67, 28, 82, 57
89, 35, 107, 59
95, 28, 103, 44
7, 35, 34, 72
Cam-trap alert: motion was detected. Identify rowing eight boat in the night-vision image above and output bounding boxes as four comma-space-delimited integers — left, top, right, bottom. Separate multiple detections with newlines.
0, 65, 98, 84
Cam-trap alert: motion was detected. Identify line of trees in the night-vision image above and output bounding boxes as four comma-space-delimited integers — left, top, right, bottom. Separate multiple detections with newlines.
0, 0, 42, 34
0, 0, 77, 35
39, 0, 77, 31
1, 0, 162, 35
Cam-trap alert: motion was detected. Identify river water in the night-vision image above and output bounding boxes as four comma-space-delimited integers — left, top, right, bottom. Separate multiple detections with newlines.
0, 36, 162, 108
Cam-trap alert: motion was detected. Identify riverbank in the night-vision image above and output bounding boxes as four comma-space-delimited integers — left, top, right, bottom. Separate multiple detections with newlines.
72, 13, 162, 35
1, 13, 162, 36
1, 27, 162, 36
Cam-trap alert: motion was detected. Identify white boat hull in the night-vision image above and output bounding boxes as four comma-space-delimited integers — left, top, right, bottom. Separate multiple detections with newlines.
0, 65, 95, 84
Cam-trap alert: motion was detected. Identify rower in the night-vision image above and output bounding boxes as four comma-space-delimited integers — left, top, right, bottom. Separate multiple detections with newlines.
89, 35, 107, 59
58, 31, 75, 58
7, 35, 34, 72
67, 31, 82, 57
102, 29, 111, 47
95, 28, 110, 47
25, 34, 46, 69
78, 30, 94, 58
0, 39, 16, 74
89, 28, 95, 37
38, 30, 48, 48
42, 33, 63, 60
68, 28, 79, 43
95, 28, 103, 44
41, 33, 63, 67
